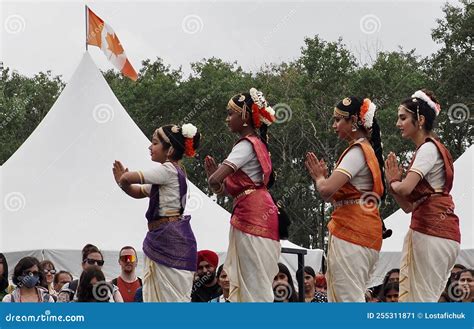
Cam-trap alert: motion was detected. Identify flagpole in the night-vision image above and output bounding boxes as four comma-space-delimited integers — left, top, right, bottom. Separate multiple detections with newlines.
85, 5, 88, 51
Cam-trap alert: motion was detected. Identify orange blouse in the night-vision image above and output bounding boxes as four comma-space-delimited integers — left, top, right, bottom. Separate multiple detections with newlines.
327, 140, 384, 251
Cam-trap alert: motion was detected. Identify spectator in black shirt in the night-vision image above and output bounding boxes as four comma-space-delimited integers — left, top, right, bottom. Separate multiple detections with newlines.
191, 250, 222, 302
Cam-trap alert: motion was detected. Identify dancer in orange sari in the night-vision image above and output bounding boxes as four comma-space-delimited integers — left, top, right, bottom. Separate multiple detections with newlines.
306, 96, 386, 302
385, 89, 460, 302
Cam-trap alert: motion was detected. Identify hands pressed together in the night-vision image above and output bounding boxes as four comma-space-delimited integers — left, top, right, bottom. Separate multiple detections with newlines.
113, 160, 129, 187
384, 152, 403, 184
204, 155, 218, 178
305, 152, 328, 182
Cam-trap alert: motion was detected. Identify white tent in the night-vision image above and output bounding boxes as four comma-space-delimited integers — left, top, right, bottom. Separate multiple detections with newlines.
0, 53, 323, 280
370, 145, 474, 286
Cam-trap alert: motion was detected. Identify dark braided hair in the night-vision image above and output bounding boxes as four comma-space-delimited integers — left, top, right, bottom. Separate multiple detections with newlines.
370, 117, 386, 201
371, 118, 392, 239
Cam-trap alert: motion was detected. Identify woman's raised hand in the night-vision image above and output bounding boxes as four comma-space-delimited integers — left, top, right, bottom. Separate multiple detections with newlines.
204, 156, 218, 178
113, 160, 129, 184
384, 152, 403, 182
305, 152, 327, 181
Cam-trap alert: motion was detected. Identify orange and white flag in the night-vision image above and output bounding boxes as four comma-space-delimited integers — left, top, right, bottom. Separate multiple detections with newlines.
86, 7, 138, 81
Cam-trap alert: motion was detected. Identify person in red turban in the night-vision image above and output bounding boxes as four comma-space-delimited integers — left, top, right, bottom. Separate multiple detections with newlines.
197, 250, 218, 269
191, 250, 221, 302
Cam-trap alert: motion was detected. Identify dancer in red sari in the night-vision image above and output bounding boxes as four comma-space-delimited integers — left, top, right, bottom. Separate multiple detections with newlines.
205, 88, 280, 302
385, 89, 460, 302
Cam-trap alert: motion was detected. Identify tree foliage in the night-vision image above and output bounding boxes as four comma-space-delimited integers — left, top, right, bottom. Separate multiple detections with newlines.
1, 1, 471, 249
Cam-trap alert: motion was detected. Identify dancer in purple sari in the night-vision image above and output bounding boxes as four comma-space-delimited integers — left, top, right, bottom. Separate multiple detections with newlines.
113, 124, 200, 302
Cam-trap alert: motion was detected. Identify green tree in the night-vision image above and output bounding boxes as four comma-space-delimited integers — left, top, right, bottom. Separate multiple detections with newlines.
0, 69, 64, 164
347, 49, 431, 220
428, 0, 473, 158
177, 58, 254, 211
104, 57, 183, 138
2, 1, 471, 251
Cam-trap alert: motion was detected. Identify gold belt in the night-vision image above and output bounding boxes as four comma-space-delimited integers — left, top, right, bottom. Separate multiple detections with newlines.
235, 188, 257, 200
332, 199, 362, 209
148, 216, 181, 231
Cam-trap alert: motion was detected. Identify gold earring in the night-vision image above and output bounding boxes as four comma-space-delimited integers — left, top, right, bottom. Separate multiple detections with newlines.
419, 125, 422, 130
352, 124, 357, 132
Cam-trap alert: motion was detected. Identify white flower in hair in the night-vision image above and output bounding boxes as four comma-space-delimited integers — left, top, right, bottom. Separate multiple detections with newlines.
412, 90, 440, 116
181, 123, 198, 138
250, 87, 266, 109
364, 102, 376, 129
250, 88, 258, 102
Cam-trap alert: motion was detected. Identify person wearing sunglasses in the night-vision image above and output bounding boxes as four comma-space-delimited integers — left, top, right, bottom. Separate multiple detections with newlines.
111, 246, 142, 302
39, 260, 58, 298
2, 256, 54, 302
58, 244, 123, 302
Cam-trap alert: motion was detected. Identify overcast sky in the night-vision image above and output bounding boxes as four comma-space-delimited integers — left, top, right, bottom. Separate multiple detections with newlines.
1, 0, 459, 81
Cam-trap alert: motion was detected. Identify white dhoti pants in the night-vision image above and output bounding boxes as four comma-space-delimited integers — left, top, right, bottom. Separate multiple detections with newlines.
326, 234, 379, 302
143, 256, 194, 302
224, 227, 281, 302
398, 229, 459, 302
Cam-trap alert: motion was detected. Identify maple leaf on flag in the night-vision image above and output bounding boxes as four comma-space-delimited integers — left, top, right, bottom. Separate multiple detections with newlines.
86, 7, 138, 81
106, 33, 124, 56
